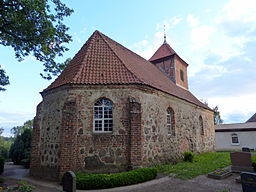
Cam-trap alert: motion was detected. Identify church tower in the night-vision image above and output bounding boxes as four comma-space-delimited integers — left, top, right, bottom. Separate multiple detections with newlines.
149, 36, 189, 89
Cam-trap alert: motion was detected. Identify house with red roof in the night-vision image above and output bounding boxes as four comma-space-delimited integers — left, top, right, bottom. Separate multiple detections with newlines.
30, 30, 215, 180
215, 113, 256, 151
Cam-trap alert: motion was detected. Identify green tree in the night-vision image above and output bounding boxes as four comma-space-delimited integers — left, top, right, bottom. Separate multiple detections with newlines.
213, 106, 223, 125
9, 129, 32, 165
0, 66, 10, 91
11, 119, 33, 137
0, 128, 13, 159
0, 0, 73, 90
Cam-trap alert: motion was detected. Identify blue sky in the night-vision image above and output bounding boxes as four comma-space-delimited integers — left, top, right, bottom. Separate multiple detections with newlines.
1, 0, 256, 136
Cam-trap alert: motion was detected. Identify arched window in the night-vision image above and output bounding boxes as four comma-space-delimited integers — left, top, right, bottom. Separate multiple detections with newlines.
231, 133, 239, 145
94, 98, 113, 132
199, 116, 204, 135
167, 107, 175, 136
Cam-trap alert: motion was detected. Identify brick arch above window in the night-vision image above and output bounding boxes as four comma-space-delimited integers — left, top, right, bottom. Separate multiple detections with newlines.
93, 98, 113, 133
167, 107, 175, 136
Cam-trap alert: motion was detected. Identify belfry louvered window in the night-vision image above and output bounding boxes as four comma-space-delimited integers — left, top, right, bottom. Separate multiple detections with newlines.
94, 98, 113, 132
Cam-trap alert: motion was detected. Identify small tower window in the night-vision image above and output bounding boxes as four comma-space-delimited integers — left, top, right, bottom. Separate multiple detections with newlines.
180, 69, 184, 81
94, 98, 113, 133
167, 107, 175, 136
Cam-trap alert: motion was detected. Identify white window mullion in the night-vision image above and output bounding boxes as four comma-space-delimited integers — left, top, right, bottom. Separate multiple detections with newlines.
94, 98, 113, 133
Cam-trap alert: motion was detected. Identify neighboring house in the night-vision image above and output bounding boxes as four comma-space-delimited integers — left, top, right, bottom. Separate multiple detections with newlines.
30, 30, 215, 180
215, 113, 256, 151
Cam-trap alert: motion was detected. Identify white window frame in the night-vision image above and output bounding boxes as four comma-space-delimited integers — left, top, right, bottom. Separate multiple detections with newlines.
231, 133, 240, 145
93, 98, 113, 133
167, 108, 175, 136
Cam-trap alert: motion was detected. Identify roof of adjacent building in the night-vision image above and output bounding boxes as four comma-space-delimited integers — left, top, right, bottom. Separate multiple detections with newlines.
44, 30, 209, 110
246, 113, 256, 122
215, 122, 256, 132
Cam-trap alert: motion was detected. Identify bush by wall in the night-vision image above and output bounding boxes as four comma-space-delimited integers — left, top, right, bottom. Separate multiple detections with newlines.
183, 152, 195, 162
252, 162, 256, 172
76, 168, 157, 190
0, 156, 4, 175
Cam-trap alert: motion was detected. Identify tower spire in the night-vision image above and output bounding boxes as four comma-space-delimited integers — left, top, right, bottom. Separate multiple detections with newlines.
164, 25, 166, 44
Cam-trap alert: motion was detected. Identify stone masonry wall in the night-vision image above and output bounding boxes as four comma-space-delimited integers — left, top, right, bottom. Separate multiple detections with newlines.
31, 84, 214, 180
139, 90, 214, 166
30, 90, 68, 180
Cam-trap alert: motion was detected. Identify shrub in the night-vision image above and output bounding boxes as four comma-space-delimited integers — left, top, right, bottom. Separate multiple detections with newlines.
7, 181, 35, 192
0, 156, 4, 175
0, 178, 4, 183
183, 152, 195, 162
76, 168, 157, 190
252, 162, 256, 172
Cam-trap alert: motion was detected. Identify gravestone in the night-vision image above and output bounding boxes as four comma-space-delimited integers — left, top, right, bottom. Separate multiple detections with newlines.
242, 147, 251, 152
63, 171, 76, 192
230, 152, 254, 172
241, 172, 256, 192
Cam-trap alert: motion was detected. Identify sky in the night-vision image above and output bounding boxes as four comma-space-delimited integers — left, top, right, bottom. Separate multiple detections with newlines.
1, 0, 256, 136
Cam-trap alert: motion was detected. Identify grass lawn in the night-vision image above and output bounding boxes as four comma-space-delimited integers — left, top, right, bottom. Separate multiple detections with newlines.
155, 152, 256, 180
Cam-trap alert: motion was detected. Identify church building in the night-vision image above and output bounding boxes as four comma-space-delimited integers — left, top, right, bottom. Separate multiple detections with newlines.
30, 30, 215, 180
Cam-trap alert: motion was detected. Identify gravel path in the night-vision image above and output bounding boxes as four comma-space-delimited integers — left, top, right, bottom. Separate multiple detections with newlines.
1, 162, 242, 192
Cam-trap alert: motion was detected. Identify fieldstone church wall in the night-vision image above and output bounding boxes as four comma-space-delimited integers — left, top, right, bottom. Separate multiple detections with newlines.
30, 85, 214, 180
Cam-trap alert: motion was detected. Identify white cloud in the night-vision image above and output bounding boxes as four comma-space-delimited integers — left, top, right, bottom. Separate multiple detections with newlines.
156, 16, 183, 31
132, 17, 183, 59
171, 16, 183, 26
187, 14, 199, 27
190, 26, 216, 49
217, 0, 256, 23
132, 40, 148, 48
208, 93, 256, 123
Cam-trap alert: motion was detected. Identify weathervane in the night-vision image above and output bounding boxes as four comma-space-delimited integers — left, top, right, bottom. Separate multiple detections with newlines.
164, 25, 166, 44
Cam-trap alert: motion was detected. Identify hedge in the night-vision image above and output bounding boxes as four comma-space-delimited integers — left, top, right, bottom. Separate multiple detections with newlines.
76, 168, 157, 190
0, 156, 4, 175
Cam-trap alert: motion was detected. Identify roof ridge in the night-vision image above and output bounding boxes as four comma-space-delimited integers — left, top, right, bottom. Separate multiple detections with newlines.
97, 31, 145, 84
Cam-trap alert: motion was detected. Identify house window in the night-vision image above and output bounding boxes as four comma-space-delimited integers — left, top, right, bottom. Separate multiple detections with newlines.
94, 98, 113, 133
199, 116, 204, 135
231, 133, 239, 145
180, 69, 184, 81
167, 107, 175, 136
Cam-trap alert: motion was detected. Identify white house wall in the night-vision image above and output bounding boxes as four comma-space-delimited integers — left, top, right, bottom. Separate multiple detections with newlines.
215, 131, 256, 151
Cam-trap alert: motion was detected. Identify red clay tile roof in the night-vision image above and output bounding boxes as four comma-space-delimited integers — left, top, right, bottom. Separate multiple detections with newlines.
44, 30, 210, 110
149, 43, 176, 62
246, 113, 256, 122
148, 42, 189, 67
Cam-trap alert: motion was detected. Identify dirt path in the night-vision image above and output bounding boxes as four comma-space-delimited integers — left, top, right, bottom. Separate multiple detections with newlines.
83, 173, 242, 192
1, 162, 61, 192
